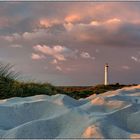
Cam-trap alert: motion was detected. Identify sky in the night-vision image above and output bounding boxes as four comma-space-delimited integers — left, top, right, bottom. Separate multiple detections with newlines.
1, 2, 140, 86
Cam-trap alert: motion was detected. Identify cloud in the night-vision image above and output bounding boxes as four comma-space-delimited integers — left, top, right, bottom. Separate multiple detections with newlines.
66, 19, 140, 47
105, 18, 121, 24
56, 66, 62, 71
39, 19, 61, 28
63, 22, 74, 31
90, 21, 100, 26
55, 65, 76, 73
131, 56, 140, 63
65, 14, 81, 23
122, 65, 131, 70
89, 18, 121, 26
31, 53, 46, 60
2, 2, 140, 85
131, 56, 138, 62
51, 59, 58, 64
10, 44, 23, 48
33, 45, 76, 61
22, 29, 47, 40
1, 33, 21, 42
2, 14, 140, 50
80, 52, 95, 60
80, 52, 90, 58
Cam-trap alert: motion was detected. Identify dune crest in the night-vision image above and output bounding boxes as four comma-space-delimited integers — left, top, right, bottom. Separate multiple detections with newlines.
82, 125, 104, 138
1, 85, 140, 138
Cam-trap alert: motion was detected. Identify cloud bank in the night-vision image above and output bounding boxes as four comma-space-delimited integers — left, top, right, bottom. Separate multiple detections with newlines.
0, 2, 140, 85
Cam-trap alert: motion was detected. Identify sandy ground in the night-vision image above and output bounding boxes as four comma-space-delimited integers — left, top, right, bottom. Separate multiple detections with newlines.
1, 85, 140, 138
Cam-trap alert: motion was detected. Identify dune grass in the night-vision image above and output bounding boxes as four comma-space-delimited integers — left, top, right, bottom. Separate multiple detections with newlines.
0, 62, 62, 99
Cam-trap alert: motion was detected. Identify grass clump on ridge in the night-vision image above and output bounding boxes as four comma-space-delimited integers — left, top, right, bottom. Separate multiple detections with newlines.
0, 62, 62, 99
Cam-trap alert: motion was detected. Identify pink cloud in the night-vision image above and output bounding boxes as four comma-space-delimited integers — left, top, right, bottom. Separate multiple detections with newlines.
56, 66, 62, 71
33, 45, 67, 61
51, 59, 58, 64
65, 14, 81, 23
31, 53, 46, 60
39, 19, 61, 28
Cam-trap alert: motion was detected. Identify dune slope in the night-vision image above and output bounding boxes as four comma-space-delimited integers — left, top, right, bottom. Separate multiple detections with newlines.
1, 85, 140, 138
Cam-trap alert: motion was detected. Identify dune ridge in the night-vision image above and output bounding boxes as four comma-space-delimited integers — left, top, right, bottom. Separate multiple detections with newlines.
1, 85, 140, 138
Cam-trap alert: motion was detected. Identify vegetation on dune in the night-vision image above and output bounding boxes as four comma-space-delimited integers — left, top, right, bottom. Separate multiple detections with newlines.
58, 83, 137, 99
0, 62, 62, 99
0, 62, 137, 100
0, 63, 20, 98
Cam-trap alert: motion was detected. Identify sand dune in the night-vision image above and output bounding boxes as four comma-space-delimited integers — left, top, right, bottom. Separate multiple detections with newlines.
1, 85, 140, 138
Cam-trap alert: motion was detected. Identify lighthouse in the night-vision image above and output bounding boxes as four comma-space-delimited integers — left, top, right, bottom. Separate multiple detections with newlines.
104, 63, 109, 85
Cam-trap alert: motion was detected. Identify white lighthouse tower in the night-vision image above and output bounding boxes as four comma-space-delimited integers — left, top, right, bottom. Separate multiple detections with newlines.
104, 63, 109, 85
